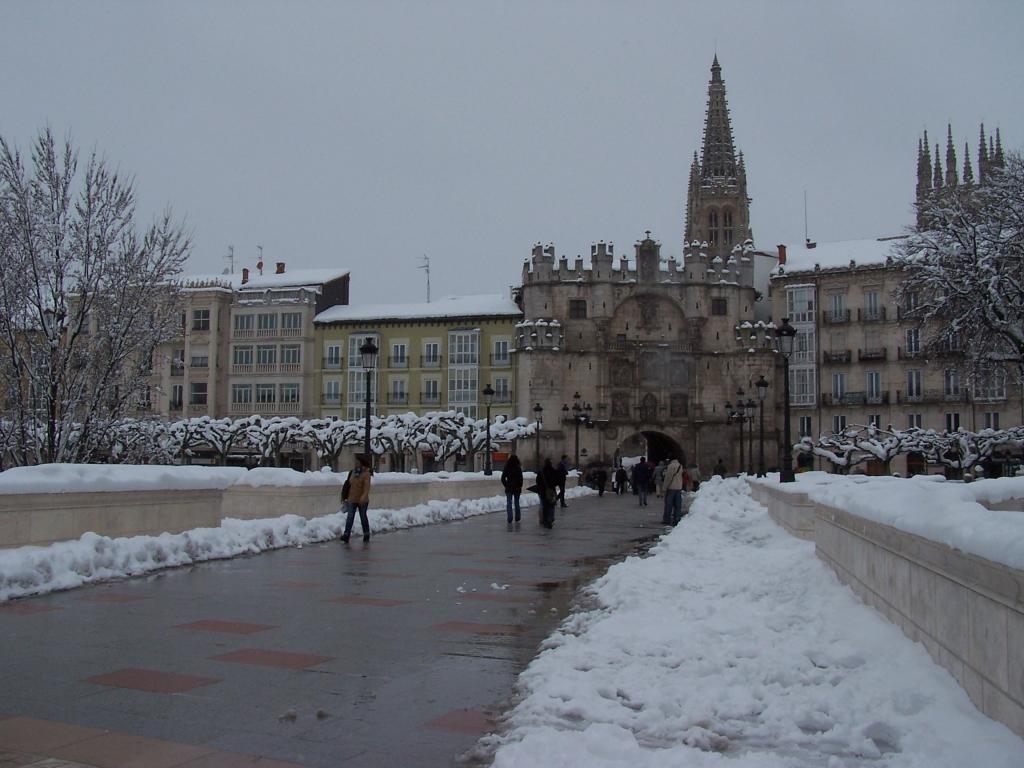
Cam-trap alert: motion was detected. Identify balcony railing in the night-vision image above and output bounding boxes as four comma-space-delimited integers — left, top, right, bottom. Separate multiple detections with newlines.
822, 350, 851, 364
321, 393, 341, 405
823, 309, 851, 324
896, 389, 969, 404
822, 392, 866, 406
491, 391, 513, 404
280, 362, 301, 373
858, 307, 887, 322
232, 363, 254, 374
420, 355, 442, 368
281, 327, 302, 337
865, 392, 890, 405
187, 402, 208, 414
858, 348, 887, 361
973, 390, 1007, 403
388, 356, 408, 369
322, 357, 343, 370
790, 393, 817, 406
421, 392, 441, 405
232, 328, 255, 338
170, 365, 184, 377
489, 354, 511, 367
255, 362, 277, 373
256, 328, 278, 337
897, 347, 922, 360
386, 392, 409, 405
169, 401, 183, 412
278, 401, 301, 414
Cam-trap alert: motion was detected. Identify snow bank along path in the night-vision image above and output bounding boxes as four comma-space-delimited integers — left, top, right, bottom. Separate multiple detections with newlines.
483, 478, 1024, 767
0, 483, 595, 603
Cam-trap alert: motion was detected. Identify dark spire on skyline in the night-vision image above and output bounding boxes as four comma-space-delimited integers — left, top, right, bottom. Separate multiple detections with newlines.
699, 55, 738, 179
945, 124, 958, 187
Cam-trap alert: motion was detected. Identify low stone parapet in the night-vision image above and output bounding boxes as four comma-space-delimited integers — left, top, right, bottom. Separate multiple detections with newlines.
749, 478, 1024, 738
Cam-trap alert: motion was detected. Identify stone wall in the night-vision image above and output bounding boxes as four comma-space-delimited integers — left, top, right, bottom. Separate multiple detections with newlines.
0, 476, 509, 548
748, 481, 1024, 739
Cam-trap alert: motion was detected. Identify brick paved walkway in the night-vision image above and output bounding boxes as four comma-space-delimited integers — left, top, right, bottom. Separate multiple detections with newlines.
0, 491, 667, 767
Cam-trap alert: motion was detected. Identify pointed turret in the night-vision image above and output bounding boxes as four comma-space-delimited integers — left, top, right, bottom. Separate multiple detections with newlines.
916, 134, 931, 203
933, 144, 943, 190
945, 124, 958, 187
978, 124, 989, 183
962, 142, 974, 185
994, 128, 1005, 167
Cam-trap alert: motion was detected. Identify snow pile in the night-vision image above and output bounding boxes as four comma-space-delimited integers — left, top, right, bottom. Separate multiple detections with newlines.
0, 464, 247, 495
0, 485, 595, 602
752, 472, 1024, 570
485, 478, 1023, 767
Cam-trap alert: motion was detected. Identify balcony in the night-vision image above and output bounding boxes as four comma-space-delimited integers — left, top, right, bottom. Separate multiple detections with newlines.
232, 363, 254, 374
865, 392, 890, 405
897, 347, 922, 360
822, 392, 866, 406
280, 362, 302, 373
281, 327, 302, 337
321, 393, 341, 406
859, 348, 887, 361
973, 389, 1007, 403
255, 363, 277, 373
858, 307, 887, 322
170, 365, 184, 377
386, 392, 409, 405
169, 401, 183, 412
421, 392, 441, 405
232, 328, 254, 339
449, 354, 479, 366
322, 357, 343, 370
420, 355, 442, 368
790, 393, 818, 406
896, 389, 969, 404
278, 401, 301, 414
491, 390, 513, 404
823, 309, 851, 324
187, 402, 208, 415
822, 350, 851, 364
388, 356, 408, 369
489, 354, 511, 367
256, 328, 279, 338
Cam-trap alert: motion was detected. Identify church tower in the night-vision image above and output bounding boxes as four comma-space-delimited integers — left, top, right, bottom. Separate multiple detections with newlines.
684, 56, 752, 258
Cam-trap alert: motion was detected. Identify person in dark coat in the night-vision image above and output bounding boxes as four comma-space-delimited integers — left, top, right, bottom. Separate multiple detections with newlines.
631, 457, 652, 507
500, 453, 524, 524
713, 458, 727, 477
614, 466, 628, 495
594, 467, 608, 497
537, 458, 561, 528
556, 455, 569, 508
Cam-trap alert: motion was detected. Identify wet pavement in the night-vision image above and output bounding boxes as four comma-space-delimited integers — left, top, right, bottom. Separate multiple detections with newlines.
0, 490, 667, 767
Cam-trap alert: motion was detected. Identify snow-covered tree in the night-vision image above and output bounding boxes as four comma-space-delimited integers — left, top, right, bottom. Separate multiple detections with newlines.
0, 128, 190, 464
199, 416, 251, 466
896, 152, 1024, 380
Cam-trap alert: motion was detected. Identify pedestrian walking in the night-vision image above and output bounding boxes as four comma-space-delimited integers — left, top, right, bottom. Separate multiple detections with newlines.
632, 458, 652, 507
614, 466, 628, 495
662, 457, 685, 525
537, 458, 561, 528
689, 463, 702, 492
340, 454, 372, 543
500, 453, 523, 524
653, 460, 667, 498
594, 467, 608, 497
556, 455, 569, 508
713, 458, 727, 477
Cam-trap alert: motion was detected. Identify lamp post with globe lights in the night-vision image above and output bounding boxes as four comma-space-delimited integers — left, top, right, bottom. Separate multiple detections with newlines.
774, 318, 798, 482
755, 374, 769, 477
532, 402, 544, 471
359, 337, 379, 467
482, 383, 495, 475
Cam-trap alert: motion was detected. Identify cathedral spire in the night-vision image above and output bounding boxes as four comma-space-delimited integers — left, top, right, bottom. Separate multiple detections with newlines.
978, 123, 989, 183
699, 55, 738, 179
945, 124, 958, 187
963, 142, 974, 185
994, 127, 1005, 166
933, 144, 943, 190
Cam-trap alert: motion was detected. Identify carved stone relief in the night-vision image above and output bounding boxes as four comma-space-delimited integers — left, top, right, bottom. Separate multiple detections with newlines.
611, 358, 633, 387
611, 392, 631, 419
639, 393, 658, 423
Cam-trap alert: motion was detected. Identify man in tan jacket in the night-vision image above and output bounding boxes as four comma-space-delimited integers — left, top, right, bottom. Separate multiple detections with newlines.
662, 457, 685, 526
340, 454, 373, 543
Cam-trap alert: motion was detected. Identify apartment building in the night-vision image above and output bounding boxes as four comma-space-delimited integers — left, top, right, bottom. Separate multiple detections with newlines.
770, 237, 1022, 474
313, 294, 522, 427
151, 263, 350, 420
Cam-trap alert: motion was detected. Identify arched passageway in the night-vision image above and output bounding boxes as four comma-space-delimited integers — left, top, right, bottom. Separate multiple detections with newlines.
615, 431, 686, 466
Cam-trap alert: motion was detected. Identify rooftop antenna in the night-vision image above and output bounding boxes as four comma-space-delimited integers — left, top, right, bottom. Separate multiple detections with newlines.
256, 244, 264, 275
803, 190, 809, 244
225, 245, 235, 274
417, 255, 431, 302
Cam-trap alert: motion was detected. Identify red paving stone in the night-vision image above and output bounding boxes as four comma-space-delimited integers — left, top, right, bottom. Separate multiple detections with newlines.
460, 593, 534, 604
0, 716, 108, 752
79, 592, 147, 603
0, 603, 63, 615
174, 619, 277, 635
324, 596, 412, 607
432, 621, 524, 635
423, 708, 496, 734
210, 649, 334, 669
85, 668, 221, 694
49, 730, 215, 768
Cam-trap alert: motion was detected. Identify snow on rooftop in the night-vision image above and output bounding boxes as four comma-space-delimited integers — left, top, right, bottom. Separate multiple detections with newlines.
177, 268, 349, 291
315, 294, 522, 324
776, 237, 905, 275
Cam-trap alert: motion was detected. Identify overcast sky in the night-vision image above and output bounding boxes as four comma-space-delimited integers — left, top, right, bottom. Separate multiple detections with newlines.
4, 1, 1022, 304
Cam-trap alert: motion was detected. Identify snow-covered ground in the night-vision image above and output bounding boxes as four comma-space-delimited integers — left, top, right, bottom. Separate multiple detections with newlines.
0, 484, 594, 602
750, 472, 1024, 570
483, 477, 1024, 767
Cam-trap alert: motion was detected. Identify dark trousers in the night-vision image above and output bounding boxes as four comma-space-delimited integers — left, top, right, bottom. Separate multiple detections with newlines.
557, 481, 567, 507
343, 502, 370, 537
664, 490, 682, 524
541, 499, 556, 528
506, 491, 521, 523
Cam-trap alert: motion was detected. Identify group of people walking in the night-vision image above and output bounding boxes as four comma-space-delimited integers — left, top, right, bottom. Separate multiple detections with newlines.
500, 453, 568, 529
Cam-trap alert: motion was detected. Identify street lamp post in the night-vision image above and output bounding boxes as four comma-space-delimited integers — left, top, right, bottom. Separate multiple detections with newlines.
532, 402, 544, 471
726, 400, 744, 474
359, 337, 378, 468
775, 318, 798, 482
755, 374, 769, 477
744, 398, 755, 476
482, 383, 495, 475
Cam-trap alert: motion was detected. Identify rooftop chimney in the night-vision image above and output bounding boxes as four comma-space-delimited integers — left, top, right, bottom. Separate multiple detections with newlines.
275, 262, 285, 274
241, 267, 250, 284
776, 245, 787, 265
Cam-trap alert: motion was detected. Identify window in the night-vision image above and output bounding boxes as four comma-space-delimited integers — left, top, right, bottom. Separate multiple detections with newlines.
492, 340, 510, 364
787, 286, 815, 323
867, 414, 881, 428
905, 290, 919, 312
257, 313, 277, 333
866, 371, 881, 399
832, 414, 847, 433
448, 366, 478, 405
945, 412, 961, 432
448, 331, 479, 366
722, 209, 733, 246
864, 329, 881, 351
189, 382, 208, 405
976, 368, 1007, 401
943, 369, 960, 397
831, 372, 846, 399
325, 344, 341, 368
391, 342, 407, 368
347, 370, 377, 420
233, 346, 253, 366
256, 345, 276, 366
907, 413, 922, 429
904, 328, 920, 356
569, 299, 587, 319
170, 384, 183, 409
423, 342, 440, 366
280, 384, 300, 403
390, 379, 407, 403
711, 298, 728, 316
798, 416, 813, 437
233, 314, 254, 333
178, 311, 186, 330
256, 383, 276, 404
707, 209, 718, 246
192, 309, 210, 331
281, 312, 302, 331
324, 380, 341, 403
423, 379, 440, 403
348, 333, 379, 368
864, 290, 881, 319
983, 412, 1000, 430
906, 369, 922, 398
791, 367, 816, 405
281, 345, 301, 366
494, 376, 510, 401
190, 354, 209, 369
793, 328, 816, 363
828, 293, 845, 320
232, 384, 252, 404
